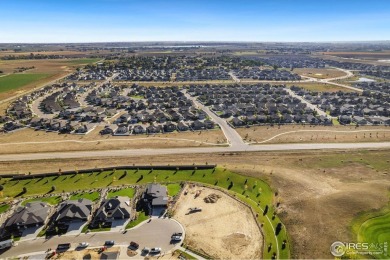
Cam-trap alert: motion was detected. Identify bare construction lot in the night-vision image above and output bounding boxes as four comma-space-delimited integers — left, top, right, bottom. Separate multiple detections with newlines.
173, 184, 262, 259
0, 127, 227, 154
237, 125, 390, 144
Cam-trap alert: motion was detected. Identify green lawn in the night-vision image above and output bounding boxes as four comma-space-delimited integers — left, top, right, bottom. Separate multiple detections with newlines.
107, 187, 135, 199
70, 191, 100, 201
0, 73, 51, 93
21, 196, 62, 206
126, 211, 149, 229
167, 183, 182, 197
0, 203, 10, 213
0, 167, 290, 259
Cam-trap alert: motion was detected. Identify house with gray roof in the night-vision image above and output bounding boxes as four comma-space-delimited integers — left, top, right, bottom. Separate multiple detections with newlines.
141, 184, 168, 215
91, 196, 131, 227
54, 198, 92, 224
4, 202, 50, 232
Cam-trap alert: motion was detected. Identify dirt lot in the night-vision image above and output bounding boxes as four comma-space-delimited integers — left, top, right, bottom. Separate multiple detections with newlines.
2, 149, 388, 258
0, 127, 227, 154
236, 125, 390, 144
284, 82, 356, 92
174, 184, 262, 259
293, 68, 347, 79
54, 247, 120, 260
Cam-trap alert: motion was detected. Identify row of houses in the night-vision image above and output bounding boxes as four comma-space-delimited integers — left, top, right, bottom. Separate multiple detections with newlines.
67, 69, 112, 81
1, 184, 168, 239
354, 82, 390, 95
114, 69, 172, 81
291, 86, 390, 125
188, 84, 332, 126
175, 68, 230, 81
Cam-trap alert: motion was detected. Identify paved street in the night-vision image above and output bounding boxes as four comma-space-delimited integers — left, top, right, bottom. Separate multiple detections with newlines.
1, 218, 183, 258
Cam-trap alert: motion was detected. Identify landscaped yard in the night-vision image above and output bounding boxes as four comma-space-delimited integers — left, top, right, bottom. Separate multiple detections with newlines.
21, 196, 62, 206
0, 203, 10, 213
107, 187, 135, 199
126, 210, 148, 229
70, 192, 100, 201
167, 183, 182, 196
0, 167, 289, 259
0, 73, 51, 93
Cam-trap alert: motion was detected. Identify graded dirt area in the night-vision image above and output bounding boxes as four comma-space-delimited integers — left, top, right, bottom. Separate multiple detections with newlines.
55, 247, 120, 260
173, 184, 262, 259
0, 127, 227, 154
236, 125, 390, 144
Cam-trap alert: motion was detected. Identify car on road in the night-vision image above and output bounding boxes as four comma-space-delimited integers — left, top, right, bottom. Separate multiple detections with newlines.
171, 232, 183, 241
150, 247, 161, 254
56, 243, 71, 252
78, 242, 89, 248
104, 240, 115, 246
129, 241, 139, 250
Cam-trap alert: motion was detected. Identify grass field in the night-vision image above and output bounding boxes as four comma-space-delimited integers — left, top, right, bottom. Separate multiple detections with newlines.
0, 73, 51, 93
21, 196, 62, 206
107, 187, 135, 199
0, 167, 289, 259
0, 203, 10, 213
293, 68, 347, 79
70, 191, 100, 201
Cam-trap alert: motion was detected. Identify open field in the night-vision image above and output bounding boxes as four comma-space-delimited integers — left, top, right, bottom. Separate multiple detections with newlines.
0, 127, 227, 154
285, 82, 356, 92
293, 68, 347, 79
174, 184, 262, 259
0, 73, 51, 93
319, 51, 390, 60
236, 125, 390, 144
0, 58, 101, 106
1, 148, 388, 258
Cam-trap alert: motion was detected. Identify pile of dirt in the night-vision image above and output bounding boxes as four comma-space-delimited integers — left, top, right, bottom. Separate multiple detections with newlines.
127, 249, 138, 257
204, 193, 221, 203
222, 232, 251, 254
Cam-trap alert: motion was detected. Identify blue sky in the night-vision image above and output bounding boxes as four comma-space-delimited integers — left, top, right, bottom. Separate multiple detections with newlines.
0, 0, 389, 43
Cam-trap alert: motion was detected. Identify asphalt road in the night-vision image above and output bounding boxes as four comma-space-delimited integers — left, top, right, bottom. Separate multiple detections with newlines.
184, 90, 247, 148
1, 142, 389, 162
1, 218, 183, 258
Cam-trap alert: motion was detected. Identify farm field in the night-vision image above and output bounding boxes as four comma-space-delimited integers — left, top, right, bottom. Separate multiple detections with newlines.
0, 127, 227, 154
2, 149, 388, 258
174, 184, 262, 259
236, 125, 390, 144
0, 73, 51, 93
0, 58, 101, 103
292, 68, 347, 79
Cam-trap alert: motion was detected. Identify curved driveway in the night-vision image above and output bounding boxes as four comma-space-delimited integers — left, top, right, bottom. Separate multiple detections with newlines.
1, 218, 183, 258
